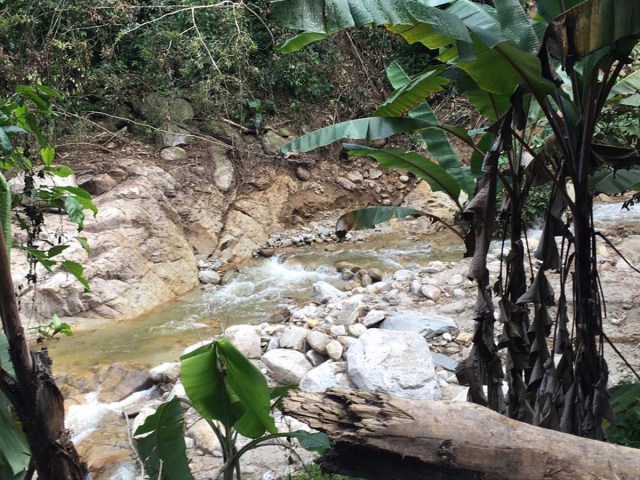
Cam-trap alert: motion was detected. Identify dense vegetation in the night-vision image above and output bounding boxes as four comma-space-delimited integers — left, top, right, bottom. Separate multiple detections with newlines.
0, 0, 433, 132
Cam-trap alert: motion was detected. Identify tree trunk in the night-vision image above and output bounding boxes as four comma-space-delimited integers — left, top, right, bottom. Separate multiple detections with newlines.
282, 388, 640, 480
0, 224, 87, 480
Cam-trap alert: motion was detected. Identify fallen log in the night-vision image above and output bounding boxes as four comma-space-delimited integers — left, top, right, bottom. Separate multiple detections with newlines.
282, 388, 640, 480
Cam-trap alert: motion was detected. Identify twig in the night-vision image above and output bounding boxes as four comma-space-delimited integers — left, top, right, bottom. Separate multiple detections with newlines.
114, 3, 234, 44
596, 231, 640, 275
122, 411, 145, 478
221, 117, 252, 133
602, 333, 640, 381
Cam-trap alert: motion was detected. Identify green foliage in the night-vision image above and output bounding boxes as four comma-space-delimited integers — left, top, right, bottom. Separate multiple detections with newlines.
28, 315, 73, 340
0, 85, 96, 288
344, 145, 462, 205
181, 338, 277, 438
0, 85, 95, 478
135, 399, 194, 480
0, 0, 427, 129
274, 0, 640, 441
136, 338, 327, 480
606, 383, 640, 448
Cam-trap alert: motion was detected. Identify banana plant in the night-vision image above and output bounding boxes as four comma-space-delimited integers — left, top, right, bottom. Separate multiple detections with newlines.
272, 0, 640, 440
135, 337, 328, 480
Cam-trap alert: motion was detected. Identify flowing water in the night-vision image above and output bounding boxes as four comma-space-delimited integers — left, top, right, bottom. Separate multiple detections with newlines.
47, 230, 464, 374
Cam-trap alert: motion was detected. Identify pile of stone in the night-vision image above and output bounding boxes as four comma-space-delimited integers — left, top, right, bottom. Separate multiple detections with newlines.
188, 259, 477, 404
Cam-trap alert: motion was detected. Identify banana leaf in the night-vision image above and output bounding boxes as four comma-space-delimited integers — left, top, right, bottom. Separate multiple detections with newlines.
279, 117, 436, 154
134, 399, 193, 480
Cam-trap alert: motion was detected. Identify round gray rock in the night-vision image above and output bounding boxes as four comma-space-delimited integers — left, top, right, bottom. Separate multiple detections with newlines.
262, 349, 313, 385
346, 329, 440, 400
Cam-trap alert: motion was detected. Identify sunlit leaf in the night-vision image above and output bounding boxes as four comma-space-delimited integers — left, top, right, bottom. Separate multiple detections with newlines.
217, 338, 277, 438
280, 117, 435, 153
180, 343, 242, 428
40, 147, 55, 166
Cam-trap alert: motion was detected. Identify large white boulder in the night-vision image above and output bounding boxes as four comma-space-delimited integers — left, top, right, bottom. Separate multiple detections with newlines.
346, 329, 440, 400
261, 349, 313, 385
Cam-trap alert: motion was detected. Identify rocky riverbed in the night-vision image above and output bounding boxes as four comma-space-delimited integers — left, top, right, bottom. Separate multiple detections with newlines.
57, 212, 640, 478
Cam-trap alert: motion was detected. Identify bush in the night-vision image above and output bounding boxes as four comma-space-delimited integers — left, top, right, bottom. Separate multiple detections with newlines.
0, 1, 430, 129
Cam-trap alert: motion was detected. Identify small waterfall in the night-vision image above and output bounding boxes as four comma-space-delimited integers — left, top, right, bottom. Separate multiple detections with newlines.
65, 387, 157, 444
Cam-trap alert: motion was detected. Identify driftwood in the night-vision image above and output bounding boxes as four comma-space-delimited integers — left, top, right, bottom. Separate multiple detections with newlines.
282, 388, 640, 480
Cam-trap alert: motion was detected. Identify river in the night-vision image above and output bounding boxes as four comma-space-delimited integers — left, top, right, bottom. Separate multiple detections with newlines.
47, 229, 464, 374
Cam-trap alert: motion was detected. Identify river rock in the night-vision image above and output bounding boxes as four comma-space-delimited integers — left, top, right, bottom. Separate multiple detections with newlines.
380, 310, 457, 339
224, 325, 262, 358
336, 261, 360, 273
330, 325, 346, 336
348, 323, 367, 337
198, 269, 220, 284
98, 363, 154, 403
337, 335, 357, 350
307, 330, 331, 355
431, 352, 459, 372
326, 340, 344, 361
346, 329, 440, 400
296, 166, 311, 181
299, 361, 351, 393
160, 146, 187, 161
362, 309, 386, 327
278, 325, 308, 351
311, 281, 345, 303
393, 269, 414, 281
336, 176, 357, 191
188, 418, 222, 454
455, 331, 474, 346
347, 171, 364, 183
425, 261, 446, 273
261, 349, 313, 385
421, 285, 441, 301
162, 123, 191, 147
448, 273, 464, 285
369, 168, 382, 180
335, 294, 365, 325
368, 268, 383, 282
306, 350, 327, 366
439, 301, 466, 315
267, 337, 280, 351
149, 362, 180, 384
212, 150, 235, 192
262, 131, 287, 154
141, 93, 194, 125
410, 279, 423, 296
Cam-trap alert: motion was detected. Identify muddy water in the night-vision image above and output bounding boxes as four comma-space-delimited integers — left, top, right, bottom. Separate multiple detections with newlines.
47, 230, 464, 374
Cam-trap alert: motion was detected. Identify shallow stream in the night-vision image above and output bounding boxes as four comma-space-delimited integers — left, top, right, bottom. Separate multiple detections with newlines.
47, 230, 464, 374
